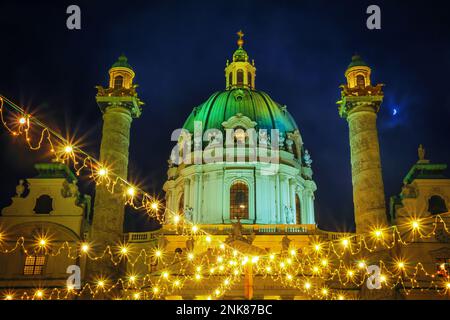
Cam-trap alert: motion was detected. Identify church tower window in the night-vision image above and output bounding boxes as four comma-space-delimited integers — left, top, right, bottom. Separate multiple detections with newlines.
230, 181, 249, 219
114, 75, 124, 89
356, 74, 365, 88
237, 69, 244, 86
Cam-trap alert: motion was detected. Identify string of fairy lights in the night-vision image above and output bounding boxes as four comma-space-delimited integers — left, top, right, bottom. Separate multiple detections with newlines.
0, 95, 449, 300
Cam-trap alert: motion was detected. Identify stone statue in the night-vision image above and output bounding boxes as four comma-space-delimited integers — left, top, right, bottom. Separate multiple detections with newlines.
186, 237, 195, 251
231, 218, 243, 240
247, 231, 256, 245
284, 205, 294, 224
62, 180, 70, 198
278, 132, 285, 149
418, 144, 426, 161
15, 179, 25, 197
226, 217, 256, 244
281, 235, 291, 252
285, 139, 294, 153
62, 180, 79, 198
401, 183, 417, 198
68, 181, 79, 198
303, 149, 313, 167
184, 207, 193, 221
258, 130, 269, 147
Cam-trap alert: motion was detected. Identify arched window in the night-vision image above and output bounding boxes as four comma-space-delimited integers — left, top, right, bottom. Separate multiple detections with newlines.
230, 181, 249, 219
237, 69, 244, 86
114, 75, 124, 89
34, 195, 53, 214
248, 72, 252, 87
228, 72, 232, 88
178, 193, 184, 215
428, 195, 448, 215
295, 194, 301, 224
356, 75, 365, 88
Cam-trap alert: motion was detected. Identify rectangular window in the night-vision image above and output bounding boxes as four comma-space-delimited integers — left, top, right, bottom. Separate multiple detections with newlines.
436, 258, 450, 277
23, 255, 45, 275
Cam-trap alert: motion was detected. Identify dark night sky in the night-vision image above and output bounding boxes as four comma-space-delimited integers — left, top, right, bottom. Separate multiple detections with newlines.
0, 0, 449, 232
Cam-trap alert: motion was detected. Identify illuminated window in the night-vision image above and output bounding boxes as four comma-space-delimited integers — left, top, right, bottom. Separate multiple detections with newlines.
24, 255, 45, 275
114, 75, 124, 89
295, 194, 301, 224
230, 181, 249, 219
237, 69, 244, 86
356, 75, 365, 88
436, 258, 450, 277
178, 194, 184, 215
428, 195, 447, 215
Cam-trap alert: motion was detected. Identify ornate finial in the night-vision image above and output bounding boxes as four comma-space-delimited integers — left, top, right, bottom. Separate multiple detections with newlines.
237, 30, 245, 47
418, 144, 426, 161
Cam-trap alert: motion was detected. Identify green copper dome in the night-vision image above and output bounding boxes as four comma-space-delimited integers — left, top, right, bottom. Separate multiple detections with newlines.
182, 88, 298, 134
347, 54, 368, 69
111, 54, 133, 70
233, 47, 249, 62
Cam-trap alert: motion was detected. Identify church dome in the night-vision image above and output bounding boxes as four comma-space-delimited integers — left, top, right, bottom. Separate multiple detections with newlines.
164, 32, 317, 227
347, 54, 368, 69
111, 54, 133, 70
182, 88, 299, 134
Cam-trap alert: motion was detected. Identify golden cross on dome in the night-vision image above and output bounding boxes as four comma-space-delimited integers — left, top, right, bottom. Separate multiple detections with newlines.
237, 30, 245, 47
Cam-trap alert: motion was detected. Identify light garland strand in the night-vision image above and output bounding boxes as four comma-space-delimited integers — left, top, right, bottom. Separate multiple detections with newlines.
1, 95, 449, 300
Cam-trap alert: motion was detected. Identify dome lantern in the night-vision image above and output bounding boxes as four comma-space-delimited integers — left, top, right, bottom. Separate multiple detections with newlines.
344, 54, 372, 89
108, 54, 135, 90
225, 30, 256, 90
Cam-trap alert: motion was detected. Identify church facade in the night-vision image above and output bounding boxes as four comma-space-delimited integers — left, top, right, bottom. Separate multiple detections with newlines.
0, 32, 449, 300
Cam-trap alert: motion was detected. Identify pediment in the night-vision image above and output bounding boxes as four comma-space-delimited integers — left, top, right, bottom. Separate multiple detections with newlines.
222, 113, 257, 130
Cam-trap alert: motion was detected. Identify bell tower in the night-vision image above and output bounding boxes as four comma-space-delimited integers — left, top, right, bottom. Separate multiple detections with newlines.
88, 55, 143, 277
338, 55, 387, 234
225, 30, 256, 90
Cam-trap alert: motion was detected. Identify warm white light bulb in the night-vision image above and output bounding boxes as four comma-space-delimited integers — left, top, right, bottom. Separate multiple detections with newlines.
151, 202, 159, 210
64, 145, 73, 153
81, 243, 89, 253
127, 187, 135, 197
